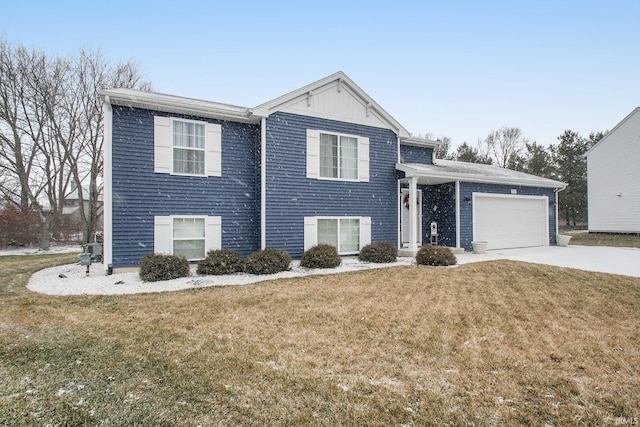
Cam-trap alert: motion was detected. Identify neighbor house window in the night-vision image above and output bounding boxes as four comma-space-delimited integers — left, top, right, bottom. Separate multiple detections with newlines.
317, 218, 360, 254
173, 217, 205, 260
173, 120, 205, 175
319, 132, 358, 180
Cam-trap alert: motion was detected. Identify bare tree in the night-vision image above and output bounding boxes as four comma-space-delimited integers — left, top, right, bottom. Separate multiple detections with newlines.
0, 42, 55, 248
485, 127, 528, 168
60, 50, 150, 243
0, 39, 150, 248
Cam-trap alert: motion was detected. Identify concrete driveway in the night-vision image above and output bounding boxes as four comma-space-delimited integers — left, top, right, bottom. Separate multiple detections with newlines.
456, 245, 640, 278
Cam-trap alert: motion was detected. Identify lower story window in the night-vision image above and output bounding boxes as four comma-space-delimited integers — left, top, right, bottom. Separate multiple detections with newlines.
173, 217, 205, 260
317, 218, 360, 254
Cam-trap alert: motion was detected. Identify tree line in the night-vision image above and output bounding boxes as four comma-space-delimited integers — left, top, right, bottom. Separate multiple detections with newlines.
0, 39, 150, 248
430, 127, 605, 227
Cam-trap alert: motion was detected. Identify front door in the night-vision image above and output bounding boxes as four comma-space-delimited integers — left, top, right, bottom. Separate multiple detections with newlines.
401, 189, 422, 247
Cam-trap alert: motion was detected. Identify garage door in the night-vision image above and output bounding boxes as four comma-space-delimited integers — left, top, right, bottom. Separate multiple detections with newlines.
473, 193, 549, 250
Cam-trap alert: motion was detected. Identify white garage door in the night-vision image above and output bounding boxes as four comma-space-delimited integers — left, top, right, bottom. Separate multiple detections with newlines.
473, 193, 549, 250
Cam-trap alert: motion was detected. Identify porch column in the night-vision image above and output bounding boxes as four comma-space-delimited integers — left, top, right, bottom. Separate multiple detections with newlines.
409, 176, 418, 253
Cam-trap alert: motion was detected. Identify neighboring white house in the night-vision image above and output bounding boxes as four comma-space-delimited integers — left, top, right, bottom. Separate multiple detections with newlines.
586, 107, 640, 233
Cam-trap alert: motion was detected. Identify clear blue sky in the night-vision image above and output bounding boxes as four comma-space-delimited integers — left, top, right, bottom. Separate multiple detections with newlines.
2, 0, 639, 149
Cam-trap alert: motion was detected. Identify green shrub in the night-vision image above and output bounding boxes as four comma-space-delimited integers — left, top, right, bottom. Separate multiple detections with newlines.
358, 242, 397, 263
415, 245, 457, 266
197, 248, 245, 276
300, 244, 342, 269
244, 248, 291, 275
139, 252, 190, 282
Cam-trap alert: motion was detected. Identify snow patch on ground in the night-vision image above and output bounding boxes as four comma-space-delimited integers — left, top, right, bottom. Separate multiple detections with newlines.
27, 257, 416, 296
25, 245, 640, 296
0, 245, 82, 257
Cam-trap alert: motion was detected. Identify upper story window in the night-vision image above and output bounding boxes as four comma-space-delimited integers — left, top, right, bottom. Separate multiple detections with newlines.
319, 133, 358, 180
173, 120, 205, 175
306, 129, 369, 182
153, 115, 222, 177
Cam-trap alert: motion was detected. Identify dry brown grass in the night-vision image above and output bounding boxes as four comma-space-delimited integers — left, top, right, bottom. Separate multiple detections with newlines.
570, 232, 640, 248
1, 254, 639, 425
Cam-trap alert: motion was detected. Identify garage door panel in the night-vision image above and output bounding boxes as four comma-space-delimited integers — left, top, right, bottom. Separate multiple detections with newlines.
473, 194, 549, 250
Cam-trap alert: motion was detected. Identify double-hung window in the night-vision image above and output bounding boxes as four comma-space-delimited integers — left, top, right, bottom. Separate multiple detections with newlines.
154, 215, 222, 261
306, 129, 369, 182
173, 120, 205, 175
172, 217, 205, 260
319, 133, 358, 180
153, 116, 222, 177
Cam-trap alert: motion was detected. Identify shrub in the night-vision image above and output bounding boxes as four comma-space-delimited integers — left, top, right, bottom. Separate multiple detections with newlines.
358, 242, 397, 263
415, 245, 457, 266
244, 248, 291, 275
300, 244, 341, 269
0, 205, 40, 248
140, 252, 190, 282
197, 248, 245, 276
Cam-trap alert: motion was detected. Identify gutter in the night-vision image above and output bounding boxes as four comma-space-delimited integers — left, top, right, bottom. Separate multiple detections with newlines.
396, 163, 567, 190
99, 89, 258, 124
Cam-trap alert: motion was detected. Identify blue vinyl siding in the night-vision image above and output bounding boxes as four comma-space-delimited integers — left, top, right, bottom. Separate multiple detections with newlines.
458, 182, 557, 251
422, 183, 457, 247
264, 112, 399, 258
400, 144, 434, 164
111, 106, 260, 268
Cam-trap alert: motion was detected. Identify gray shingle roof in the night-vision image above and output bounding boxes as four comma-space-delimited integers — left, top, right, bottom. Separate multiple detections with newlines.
398, 159, 566, 188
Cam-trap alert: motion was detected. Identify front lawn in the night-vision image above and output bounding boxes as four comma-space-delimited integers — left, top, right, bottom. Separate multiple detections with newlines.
570, 232, 640, 248
1, 254, 639, 425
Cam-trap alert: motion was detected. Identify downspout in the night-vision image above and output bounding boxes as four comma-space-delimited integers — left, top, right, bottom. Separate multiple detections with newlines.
260, 117, 267, 250
555, 188, 560, 244
103, 97, 113, 273
397, 135, 401, 249
455, 180, 460, 249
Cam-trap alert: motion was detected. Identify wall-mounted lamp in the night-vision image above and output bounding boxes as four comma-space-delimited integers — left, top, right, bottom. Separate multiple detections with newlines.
464, 197, 471, 205
617, 192, 623, 197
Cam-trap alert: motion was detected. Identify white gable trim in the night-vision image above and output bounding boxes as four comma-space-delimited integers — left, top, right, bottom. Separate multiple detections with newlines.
253, 72, 411, 138
586, 107, 640, 158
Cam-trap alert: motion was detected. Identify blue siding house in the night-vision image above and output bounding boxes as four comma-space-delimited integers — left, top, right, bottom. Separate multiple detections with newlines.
100, 72, 565, 272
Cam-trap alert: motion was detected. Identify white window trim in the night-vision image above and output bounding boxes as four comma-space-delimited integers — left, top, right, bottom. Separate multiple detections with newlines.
307, 129, 369, 183
171, 117, 207, 177
154, 215, 222, 261
171, 215, 207, 260
304, 216, 372, 255
154, 115, 222, 178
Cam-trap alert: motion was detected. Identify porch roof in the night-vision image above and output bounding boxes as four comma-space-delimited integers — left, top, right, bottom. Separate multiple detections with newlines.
396, 159, 566, 189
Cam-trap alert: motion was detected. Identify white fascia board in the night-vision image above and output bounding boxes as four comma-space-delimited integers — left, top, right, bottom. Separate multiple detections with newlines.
396, 163, 567, 189
99, 89, 258, 124
102, 98, 113, 271
400, 136, 441, 149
